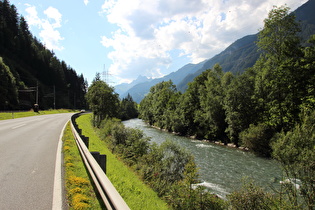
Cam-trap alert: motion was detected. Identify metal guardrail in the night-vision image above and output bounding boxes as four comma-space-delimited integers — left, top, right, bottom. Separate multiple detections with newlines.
71, 114, 130, 210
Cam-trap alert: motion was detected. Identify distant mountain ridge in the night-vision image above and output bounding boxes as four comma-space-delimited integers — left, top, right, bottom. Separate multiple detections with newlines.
118, 61, 206, 102
115, 0, 315, 103
115, 75, 152, 97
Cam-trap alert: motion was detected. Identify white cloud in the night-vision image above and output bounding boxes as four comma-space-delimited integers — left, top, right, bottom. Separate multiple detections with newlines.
25, 5, 64, 51
44, 7, 62, 28
100, 0, 307, 82
84, 0, 89, 6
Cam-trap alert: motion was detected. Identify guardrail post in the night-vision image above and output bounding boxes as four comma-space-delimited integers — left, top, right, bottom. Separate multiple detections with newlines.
91, 152, 106, 173
100, 154, 107, 174
91, 151, 100, 162
81, 136, 89, 148
77, 128, 82, 135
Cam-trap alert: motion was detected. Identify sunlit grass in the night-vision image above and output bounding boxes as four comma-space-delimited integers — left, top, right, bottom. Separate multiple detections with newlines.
0, 109, 77, 120
75, 114, 170, 210
63, 122, 104, 209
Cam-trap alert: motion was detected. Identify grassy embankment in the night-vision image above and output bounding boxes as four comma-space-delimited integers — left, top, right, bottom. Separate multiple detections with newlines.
75, 114, 169, 209
0, 109, 76, 120
62, 122, 104, 209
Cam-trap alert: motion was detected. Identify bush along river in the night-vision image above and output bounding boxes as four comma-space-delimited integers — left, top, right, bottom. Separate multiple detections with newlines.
123, 118, 282, 199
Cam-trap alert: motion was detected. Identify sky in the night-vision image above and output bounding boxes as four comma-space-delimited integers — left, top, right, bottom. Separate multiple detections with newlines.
10, 0, 307, 85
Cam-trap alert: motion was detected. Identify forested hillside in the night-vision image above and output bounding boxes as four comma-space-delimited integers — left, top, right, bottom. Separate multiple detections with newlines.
0, 0, 87, 110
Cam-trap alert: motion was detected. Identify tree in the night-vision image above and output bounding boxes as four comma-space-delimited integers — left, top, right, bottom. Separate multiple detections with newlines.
224, 68, 259, 145
254, 5, 303, 131
86, 73, 119, 127
173, 69, 208, 137
300, 34, 315, 111
139, 80, 179, 130
120, 93, 138, 120
195, 64, 227, 140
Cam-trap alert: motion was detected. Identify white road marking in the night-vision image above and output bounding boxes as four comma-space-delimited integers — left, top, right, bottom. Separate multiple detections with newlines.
52, 120, 68, 210
11, 124, 26, 130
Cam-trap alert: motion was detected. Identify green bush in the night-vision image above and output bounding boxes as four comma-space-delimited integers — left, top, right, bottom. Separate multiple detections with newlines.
272, 110, 315, 209
239, 123, 275, 157
228, 179, 277, 210
106, 122, 150, 165
99, 117, 120, 138
138, 140, 193, 196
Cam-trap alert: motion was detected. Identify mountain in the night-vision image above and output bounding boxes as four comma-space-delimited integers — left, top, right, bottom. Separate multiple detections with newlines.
178, 0, 315, 92
115, 75, 152, 97
116, 0, 315, 103
177, 34, 259, 92
118, 61, 207, 103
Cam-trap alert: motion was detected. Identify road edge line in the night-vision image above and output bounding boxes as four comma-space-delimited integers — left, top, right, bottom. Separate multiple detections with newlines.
52, 119, 69, 210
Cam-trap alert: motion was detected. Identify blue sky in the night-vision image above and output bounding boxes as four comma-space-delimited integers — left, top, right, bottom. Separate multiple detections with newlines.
10, 0, 307, 85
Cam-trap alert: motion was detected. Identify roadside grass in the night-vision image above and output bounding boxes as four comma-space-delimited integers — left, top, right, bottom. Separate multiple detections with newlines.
75, 114, 170, 210
62, 122, 104, 210
0, 109, 77, 120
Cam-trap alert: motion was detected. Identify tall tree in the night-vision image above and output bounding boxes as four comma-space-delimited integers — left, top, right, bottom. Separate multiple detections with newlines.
300, 34, 315, 111
86, 73, 119, 126
139, 80, 178, 130
195, 64, 227, 140
254, 5, 303, 131
224, 68, 258, 145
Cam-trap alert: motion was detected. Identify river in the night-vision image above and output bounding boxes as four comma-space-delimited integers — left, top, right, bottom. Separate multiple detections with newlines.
123, 118, 282, 198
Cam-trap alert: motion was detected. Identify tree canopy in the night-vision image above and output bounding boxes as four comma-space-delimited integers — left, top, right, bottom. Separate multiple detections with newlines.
86, 73, 120, 126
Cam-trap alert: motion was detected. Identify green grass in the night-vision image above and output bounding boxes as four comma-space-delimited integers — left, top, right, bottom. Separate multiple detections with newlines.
75, 114, 170, 210
0, 109, 77, 120
63, 122, 104, 210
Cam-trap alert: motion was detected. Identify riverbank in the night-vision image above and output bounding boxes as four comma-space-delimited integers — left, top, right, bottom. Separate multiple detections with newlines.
123, 118, 282, 199
149, 121, 250, 152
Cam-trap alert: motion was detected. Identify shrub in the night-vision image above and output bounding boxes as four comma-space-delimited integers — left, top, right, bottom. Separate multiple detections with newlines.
99, 117, 121, 138
239, 123, 275, 157
272, 110, 315, 209
228, 178, 277, 210
105, 121, 150, 165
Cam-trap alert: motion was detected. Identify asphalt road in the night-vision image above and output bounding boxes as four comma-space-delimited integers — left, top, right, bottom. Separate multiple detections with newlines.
0, 113, 74, 210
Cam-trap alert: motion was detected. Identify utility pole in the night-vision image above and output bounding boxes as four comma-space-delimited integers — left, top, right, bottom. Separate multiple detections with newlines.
53, 85, 56, 109
36, 81, 39, 105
